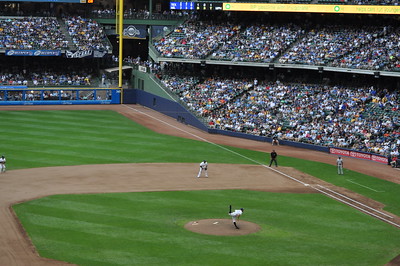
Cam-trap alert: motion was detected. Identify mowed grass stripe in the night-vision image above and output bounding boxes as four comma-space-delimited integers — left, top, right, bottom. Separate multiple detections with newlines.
33, 236, 180, 266
1, 111, 144, 137
1, 113, 147, 136
19, 212, 154, 242
2, 110, 118, 126
2, 110, 265, 168
13, 190, 400, 266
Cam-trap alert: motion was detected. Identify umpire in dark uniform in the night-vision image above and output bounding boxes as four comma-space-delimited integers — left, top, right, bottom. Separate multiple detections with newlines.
269, 150, 278, 167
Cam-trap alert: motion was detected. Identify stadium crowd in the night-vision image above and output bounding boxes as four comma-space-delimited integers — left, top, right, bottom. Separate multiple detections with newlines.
210, 24, 302, 63
0, 66, 93, 87
0, 17, 68, 50
277, 25, 378, 66
155, 20, 400, 71
64, 16, 110, 51
1, 14, 399, 71
330, 27, 400, 71
154, 21, 238, 59
160, 74, 399, 157
0, 16, 110, 51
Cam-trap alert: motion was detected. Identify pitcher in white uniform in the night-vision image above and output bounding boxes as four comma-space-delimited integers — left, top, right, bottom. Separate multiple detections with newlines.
229, 208, 244, 229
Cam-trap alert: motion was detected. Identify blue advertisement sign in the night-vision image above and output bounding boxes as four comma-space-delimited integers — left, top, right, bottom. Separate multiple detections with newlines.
5, 50, 61, 56
0, 86, 27, 89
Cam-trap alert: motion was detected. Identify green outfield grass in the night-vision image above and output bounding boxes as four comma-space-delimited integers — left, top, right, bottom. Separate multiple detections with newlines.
3, 109, 400, 265
2, 110, 400, 215
12, 190, 400, 266
0, 110, 265, 168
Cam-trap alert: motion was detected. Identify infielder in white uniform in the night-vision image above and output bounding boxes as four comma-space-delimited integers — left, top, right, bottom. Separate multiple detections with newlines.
0, 155, 6, 173
337, 156, 344, 175
229, 208, 244, 229
197, 160, 208, 178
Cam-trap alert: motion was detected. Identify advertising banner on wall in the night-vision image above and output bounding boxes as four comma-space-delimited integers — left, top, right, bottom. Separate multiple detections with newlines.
0, 86, 28, 89
123, 25, 147, 39
5, 50, 61, 56
329, 147, 388, 164
65, 50, 108, 58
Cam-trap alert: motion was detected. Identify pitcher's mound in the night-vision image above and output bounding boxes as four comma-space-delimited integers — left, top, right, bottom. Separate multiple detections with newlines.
184, 219, 261, 236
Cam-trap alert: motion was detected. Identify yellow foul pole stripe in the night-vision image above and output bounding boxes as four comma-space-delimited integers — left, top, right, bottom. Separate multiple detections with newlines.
118, 0, 124, 103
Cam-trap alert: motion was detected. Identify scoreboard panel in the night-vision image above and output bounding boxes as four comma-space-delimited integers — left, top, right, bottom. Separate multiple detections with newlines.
170, 2, 195, 10
170, 2, 223, 11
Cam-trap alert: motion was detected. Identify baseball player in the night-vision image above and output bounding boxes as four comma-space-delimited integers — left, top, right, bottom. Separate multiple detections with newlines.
0, 155, 6, 173
337, 156, 344, 175
229, 208, 244, 229
197, 160, 208, 178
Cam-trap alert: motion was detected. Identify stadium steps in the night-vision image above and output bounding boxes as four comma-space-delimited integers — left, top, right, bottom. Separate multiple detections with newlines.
57, 18, 75, 51
271, 30, 308, 63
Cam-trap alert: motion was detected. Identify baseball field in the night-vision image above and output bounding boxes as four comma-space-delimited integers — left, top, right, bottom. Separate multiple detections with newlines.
1, 104, 399, 266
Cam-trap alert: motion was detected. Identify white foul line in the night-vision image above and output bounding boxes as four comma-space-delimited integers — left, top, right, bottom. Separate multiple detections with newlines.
262, 165, 308, 186
314, 186, 400, 228
316, 185, 392, 219
346, 179, 384, 192
123, 104, 399, 228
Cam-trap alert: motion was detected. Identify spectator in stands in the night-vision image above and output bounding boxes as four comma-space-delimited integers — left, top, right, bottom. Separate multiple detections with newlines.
64, 16, 110, 51
154, 21, 238, 59
0, 17, 68, 50
211, 24, 302, 63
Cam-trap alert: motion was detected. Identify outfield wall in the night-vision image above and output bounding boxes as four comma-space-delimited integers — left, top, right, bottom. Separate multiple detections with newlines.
131, 89, 209, 131
209, 128, 330, 152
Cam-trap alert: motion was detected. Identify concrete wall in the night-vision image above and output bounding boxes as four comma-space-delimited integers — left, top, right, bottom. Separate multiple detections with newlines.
126, 89, 208, 132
